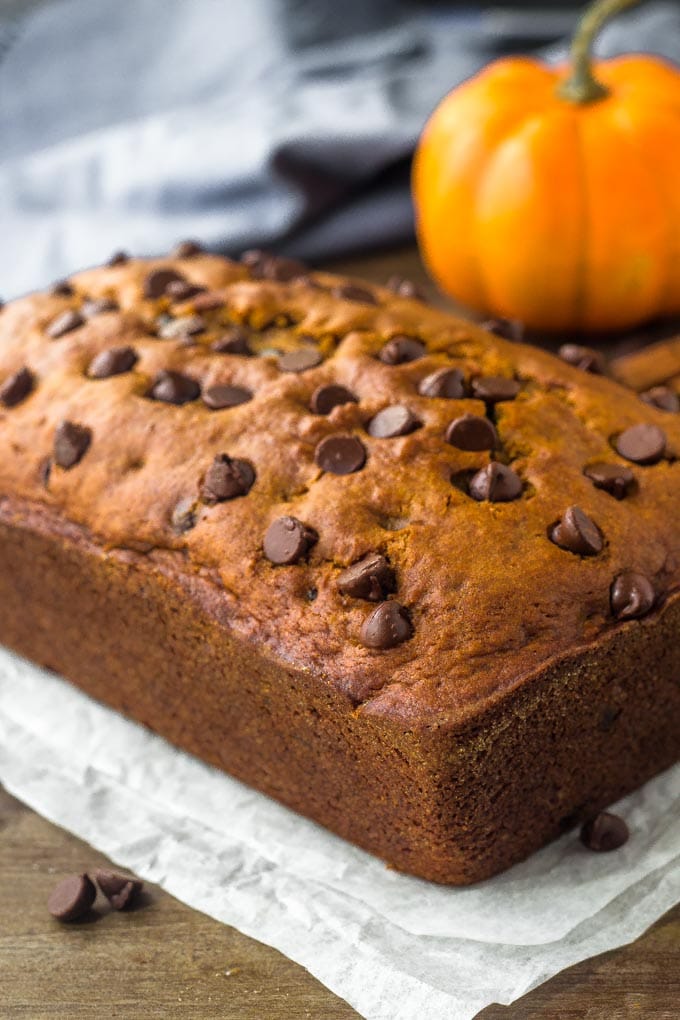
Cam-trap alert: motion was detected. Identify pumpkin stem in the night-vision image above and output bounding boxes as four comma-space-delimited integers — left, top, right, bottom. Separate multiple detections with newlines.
558, 0, 641, 104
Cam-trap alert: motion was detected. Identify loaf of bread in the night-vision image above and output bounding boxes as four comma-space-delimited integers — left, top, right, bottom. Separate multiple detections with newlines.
1, 246, 678, 883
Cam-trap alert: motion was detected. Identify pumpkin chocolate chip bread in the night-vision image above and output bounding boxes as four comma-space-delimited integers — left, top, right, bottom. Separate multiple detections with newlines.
0, 247, 678, 884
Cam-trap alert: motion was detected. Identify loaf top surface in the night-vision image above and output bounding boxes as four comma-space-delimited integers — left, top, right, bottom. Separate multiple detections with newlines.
1, 249, 679, 730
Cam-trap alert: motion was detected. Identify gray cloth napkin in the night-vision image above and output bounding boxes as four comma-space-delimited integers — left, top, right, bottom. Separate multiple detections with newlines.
1, 0, 678, 297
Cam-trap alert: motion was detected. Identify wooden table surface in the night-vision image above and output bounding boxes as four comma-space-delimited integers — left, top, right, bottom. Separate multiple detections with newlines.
2, 248, 679, 1019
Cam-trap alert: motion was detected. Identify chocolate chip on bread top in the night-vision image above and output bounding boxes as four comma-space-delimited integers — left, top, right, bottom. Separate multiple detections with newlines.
0, 248, 677, 719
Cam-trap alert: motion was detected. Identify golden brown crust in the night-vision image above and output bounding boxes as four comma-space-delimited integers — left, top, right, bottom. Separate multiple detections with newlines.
1, 252, 679, 730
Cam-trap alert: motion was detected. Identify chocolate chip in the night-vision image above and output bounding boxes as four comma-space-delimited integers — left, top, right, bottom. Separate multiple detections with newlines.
332, 283, 378, 305
82, 297, 119, 316
240, 249, 270, 272
640, 385, 679, 413
278, 348, 323, 373
385, 275, 426, 301
107, 250, 129, 266
47, 874, 96, 922
46, 309, 84, 338
445, 414, 498, 451
87, 346, 138, 379
39, 456, 52, 488
201, 454, 255, 502
550, 505, 603, 556
314, 434, 366, 474
610, 571, 656, 620
614, 424, 666, 465
171, 496, 198, 533
148, 370, 200, 405
378, 335, 426, 365
360, 601, 413, 649
310, 384, 358, 415
212, 327, 252, 355
337, 553, 396, 601
558, 343, 606, 374
584, 462, 635, 500
166, 280, 207, 302
54, 420, 92, 469
0, 367, 34, 407
468, 462, 522, 502
481, 317, 524, 342
95, 869, 143, 910
143, 268, 186, 299
580, 812, 629, 852
241, 250, 306, 282
202, 384, 252, 410
157, 314, 206, 339
264, 516, 318, 565
471, 376, 521, 402
172, 239, 204, 258
367, 405, 420, 439
50, 279, 74, 297
418, 367, 465, 399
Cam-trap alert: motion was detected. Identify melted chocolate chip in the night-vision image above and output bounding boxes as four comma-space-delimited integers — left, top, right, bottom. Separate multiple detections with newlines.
445, 414, 498, 451
264, 516, 318, 565
580, 812, 629, 852
278, 348, 323, 373
202, 384, 252, 410
310, 384, 358, 415
558, 343, 606, 374
332, 283, 377, 305
148, 370, 200, 405
166, 280, 207, 302
314, 434, 366, 474
367, 405, 420, 439
87, 346, 138, 379
337, 553, 396, 602
54, 421, 92, 469
157, 314, 206, 339
640, 386, 680, 413
610, 571, 656, 620
143, 268, 187, 299
481, 317, 524, 341
360, 601, 413, 649
46, 309, 84, 339
50, 280, 74, 297
584, 462, 635, 500
95, 869, 143, 910
82, 297, 119, 317
614, 424, 666, 465
200, 454, 255, 501
418, 367, 465, 399
378, 335, 426, 365
47, 874, 96, 922
0, 367, 34, 407
385, 275, 426, 301
171, 497, 198, 533
172, 239, 204, 258
212, 327, 253, 355
550, 506, 603, 556
471, 376, 521, 403
192, 292, 227, 312
107, 251, 129, 266
468, 462, 522, 502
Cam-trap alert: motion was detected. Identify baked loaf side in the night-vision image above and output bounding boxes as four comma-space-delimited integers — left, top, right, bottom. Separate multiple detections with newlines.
0, 248, 678, 883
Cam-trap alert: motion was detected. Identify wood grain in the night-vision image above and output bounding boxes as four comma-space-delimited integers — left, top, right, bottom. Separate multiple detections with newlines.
2, 248, 679, 1018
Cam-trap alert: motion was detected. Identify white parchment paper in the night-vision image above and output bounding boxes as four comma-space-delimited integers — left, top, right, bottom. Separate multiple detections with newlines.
1, 647, 678, 1020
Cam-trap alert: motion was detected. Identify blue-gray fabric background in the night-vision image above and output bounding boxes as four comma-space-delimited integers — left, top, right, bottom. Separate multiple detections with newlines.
1, 0, 678, 297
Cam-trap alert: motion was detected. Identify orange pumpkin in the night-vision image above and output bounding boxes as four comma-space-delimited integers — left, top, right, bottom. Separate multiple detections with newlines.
412, 0, 680, 333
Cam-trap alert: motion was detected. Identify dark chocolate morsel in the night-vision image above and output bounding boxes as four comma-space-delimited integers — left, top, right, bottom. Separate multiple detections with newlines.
580, 812, 629, 852
550, 505, 603, 556
278, 348, 323, 373
201, 384, 253, 410
558, 343, 606, 374
614, 424, 666, 465
54, 420, 92, 469
337, 553, 396, 602
314, 434, 366, 475
367, 405, 420, 439
471, 376, 521, 403
610, 571, 656, 620
143, 268, 187, 299
418, 367, 465, 399
201, 454, 255, 501
640, 386, 680, 413
468, 462, 522, 502
95, 869, 143, 910
332, 283, 378, 305
583, 462, 635, 500
264, 516, 318, 565
378, 336, 426, 365
310, 384, 357, 415
47, 874, 96, 922
46, 309, 84, 339
87, 346, 138, 379
212, 327, 253, 355
480, 317, 524, 342
360, 601, 413, 649
148, 370, 200, 405
81, 297, 119, 317
445, 414, 498, 451
172, 239, 204, 258
0, 366, 34, 407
